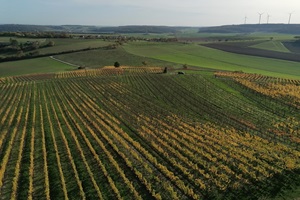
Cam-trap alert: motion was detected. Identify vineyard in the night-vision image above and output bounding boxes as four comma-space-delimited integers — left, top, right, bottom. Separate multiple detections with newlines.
0, 67, 300, 199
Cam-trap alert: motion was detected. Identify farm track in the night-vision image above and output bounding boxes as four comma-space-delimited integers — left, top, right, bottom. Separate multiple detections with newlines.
0, 68, 299, 199
49, 56, 80, 68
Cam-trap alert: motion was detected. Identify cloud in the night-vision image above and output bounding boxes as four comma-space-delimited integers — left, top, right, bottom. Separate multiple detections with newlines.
72, 0, 202, 10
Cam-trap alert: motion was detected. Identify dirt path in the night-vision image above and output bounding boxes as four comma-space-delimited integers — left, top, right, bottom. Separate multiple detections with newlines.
50, 56, 80, 68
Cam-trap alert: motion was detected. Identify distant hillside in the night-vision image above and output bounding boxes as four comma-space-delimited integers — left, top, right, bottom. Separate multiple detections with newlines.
90, 26, 185, 34
0, 24, 101, 33
0, 24, 188, 34
198, 24, 300, 34
3, 24, 300, 34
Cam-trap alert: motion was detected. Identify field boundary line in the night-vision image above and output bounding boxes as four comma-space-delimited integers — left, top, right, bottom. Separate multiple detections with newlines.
49, 56, 80, 68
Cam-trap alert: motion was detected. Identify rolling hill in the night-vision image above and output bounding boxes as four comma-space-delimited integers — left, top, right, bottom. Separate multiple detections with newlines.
198, 24, 300, 34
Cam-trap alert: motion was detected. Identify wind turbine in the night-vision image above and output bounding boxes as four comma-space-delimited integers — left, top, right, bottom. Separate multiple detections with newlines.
244, 16, 248, 24
267, 14, 270, 24
288, 12, 293, 24
258, 13, 264, 24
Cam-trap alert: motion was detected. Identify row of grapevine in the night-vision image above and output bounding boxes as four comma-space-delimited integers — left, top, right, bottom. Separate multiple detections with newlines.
215, 71, 300, 145
0, 69, 299, 199
81, 72, 298, 197
56, 79, 188, 199
1, 73, 55, 83
51, 79, 162, 199
0, 82, 32, 199
65, 74, 299, 198
55, 67, 164, 79
215, 71, 300, 85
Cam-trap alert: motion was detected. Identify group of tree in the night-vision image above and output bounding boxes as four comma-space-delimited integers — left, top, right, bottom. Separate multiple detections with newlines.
0, 38, 55, 57
0, 44, 100, 63
0, 31, 178, 43
0, 31, 71, 38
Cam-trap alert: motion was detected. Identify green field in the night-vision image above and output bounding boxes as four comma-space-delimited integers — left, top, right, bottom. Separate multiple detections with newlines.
250, 40, 291, 52
0, 37, 112, 57
0, 57, 74, 77
35, 38, 112, 54
54, 47, 180, 68
2, 40, 300, 79
2, 32, 300, 79
0, 37, 46, 43
124, 42, 300, 79
242, 33, 296, 41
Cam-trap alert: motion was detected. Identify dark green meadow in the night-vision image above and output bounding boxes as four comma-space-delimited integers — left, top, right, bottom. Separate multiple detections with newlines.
53, 47, 179, 69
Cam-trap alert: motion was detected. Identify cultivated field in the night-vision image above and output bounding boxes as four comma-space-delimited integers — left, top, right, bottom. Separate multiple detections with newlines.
124, 42, 300, 79
250, 40, 291, 53
53, 47, 179, 69
0, 57, 73, 77
34, 38, 112, 55
0, 68, 299, 199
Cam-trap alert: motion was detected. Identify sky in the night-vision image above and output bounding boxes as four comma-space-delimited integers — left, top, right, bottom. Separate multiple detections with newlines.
1, 0, 299, 26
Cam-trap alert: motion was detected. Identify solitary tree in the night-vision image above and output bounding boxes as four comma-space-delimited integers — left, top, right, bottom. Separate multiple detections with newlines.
114, 61, 120, 68
163, 67, 168, 73
47, 41, 55, 47
142, 61, 148, 66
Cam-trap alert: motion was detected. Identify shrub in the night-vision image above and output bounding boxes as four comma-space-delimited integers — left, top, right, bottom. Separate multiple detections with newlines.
114, 62, 120, 68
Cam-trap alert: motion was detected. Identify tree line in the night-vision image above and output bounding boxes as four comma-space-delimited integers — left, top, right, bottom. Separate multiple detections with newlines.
0, 38, 55, 60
